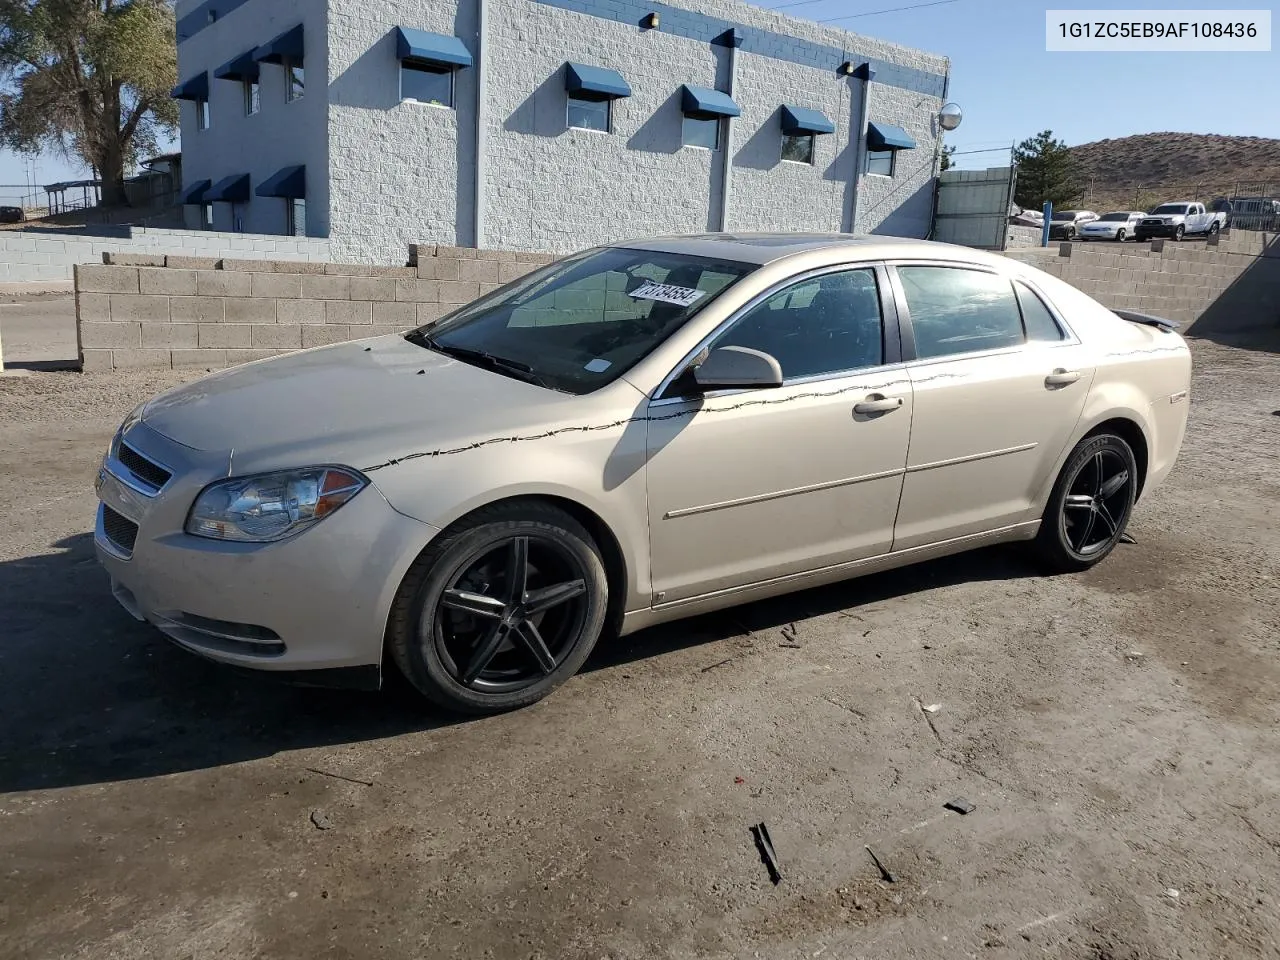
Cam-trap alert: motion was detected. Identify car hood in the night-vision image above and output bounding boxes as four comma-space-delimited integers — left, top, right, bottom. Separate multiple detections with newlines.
140, 335, 593, 474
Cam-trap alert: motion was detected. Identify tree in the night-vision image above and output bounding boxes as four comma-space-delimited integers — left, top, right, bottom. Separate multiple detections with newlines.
939, 143, 956, 172
1012, 130, 1081, 210
0, 0, 177, 207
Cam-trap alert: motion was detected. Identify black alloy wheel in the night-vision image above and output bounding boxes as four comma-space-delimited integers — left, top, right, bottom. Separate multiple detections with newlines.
388, 502, 608, 714
1034, 433, 1138, 572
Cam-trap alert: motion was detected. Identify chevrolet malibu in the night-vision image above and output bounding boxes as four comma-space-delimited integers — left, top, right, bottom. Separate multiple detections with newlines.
95, 234, 1192, 714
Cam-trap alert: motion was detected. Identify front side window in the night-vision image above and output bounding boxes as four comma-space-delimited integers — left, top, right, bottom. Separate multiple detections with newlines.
567, 94, 610, 132
898, 266, 1024, 360
781, 133, 814, 165
244, 78, 260, 115
406, 248, 755, 394
401, 62, 453, 107
285, 58, 304, 101
682, 114, 720, 151
708, 269, 885, 380
287, 198, 306, 237
866, 149, 894, 176
196, 98, 210, 130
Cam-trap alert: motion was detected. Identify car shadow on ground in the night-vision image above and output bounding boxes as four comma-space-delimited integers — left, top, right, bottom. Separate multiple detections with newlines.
0, 532, 1037, 795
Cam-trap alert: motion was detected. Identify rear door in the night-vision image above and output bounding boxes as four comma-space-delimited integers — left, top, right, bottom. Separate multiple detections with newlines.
888, 263, 1095, 551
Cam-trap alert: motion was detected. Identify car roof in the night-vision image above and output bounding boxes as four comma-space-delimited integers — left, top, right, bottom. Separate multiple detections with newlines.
614, 232, 993, 267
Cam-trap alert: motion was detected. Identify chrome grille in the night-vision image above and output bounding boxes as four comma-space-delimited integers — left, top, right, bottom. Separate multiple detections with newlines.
102, 504, 139, 555
117, 442, 172, 492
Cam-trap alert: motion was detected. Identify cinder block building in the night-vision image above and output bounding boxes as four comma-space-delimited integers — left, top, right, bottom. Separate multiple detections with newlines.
171, 0, 950, 262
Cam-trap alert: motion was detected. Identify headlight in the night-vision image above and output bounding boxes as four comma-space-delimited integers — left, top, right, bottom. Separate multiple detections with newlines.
186, 466, 368, 542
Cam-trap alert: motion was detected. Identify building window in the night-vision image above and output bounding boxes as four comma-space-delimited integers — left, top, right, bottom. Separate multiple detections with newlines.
284, 57, 304, 101
203, 204, 214, 230
196, 98, 210, 131
287, 198, 306, 237
401, 61, 453, 107
682, 114, 720, 151
567, 94, 610, 132
244, 78, 260, 115
866, 149, 895, 177
781, 132, 815, 165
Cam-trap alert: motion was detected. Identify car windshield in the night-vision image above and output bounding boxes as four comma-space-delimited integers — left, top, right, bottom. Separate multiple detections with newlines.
1152, 204, 1189, 215
1098, 213, 1131, 222
1052, 211, 1078, 221
405, 247, 756, 394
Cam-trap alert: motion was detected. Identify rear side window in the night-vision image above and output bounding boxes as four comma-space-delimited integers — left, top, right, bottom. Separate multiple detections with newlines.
898, 266, 1023, 360
1014, 282, 1066, 342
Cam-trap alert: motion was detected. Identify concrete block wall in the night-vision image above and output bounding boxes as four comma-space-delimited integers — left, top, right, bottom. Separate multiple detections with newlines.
1004, 231, 1280, 335
76, 243, 556, 372
1, 226, 333, 283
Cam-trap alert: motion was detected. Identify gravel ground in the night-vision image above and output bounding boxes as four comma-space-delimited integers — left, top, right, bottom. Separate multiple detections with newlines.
1, 339, 1278, 960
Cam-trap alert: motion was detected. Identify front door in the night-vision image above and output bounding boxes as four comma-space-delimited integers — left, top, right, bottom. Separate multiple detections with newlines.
645, 265, 914, 604
889, 264, 1095, 550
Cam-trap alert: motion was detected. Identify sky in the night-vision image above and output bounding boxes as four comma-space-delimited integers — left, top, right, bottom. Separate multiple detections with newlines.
0, 0, 1276, 195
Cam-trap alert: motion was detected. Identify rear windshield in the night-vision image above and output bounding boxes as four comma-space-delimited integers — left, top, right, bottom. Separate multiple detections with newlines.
1152, 204, 1189, 215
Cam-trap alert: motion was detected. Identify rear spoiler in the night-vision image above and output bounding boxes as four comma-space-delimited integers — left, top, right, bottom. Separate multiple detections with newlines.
1112, 308, 1180, 333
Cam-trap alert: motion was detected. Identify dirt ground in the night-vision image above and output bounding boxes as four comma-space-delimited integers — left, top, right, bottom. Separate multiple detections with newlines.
1, 338, 1278, 960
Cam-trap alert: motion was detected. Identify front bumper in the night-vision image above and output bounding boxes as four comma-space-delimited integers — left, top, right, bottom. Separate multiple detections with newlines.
94, 421, 439, 677
1079, 229, 1120, 240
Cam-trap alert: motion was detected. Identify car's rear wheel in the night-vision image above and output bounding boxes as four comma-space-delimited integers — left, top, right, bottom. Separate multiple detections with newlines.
1208, 221, 1220, 236
1033, 433, 1138, 573
387, 501, 608, 714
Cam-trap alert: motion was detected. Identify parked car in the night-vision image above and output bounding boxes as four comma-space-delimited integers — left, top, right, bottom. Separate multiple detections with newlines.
1078, 211, 1146, 242
1134, 202, 1227, 241
94, 234, 1192, 714
1047, 210, 1099, 240
1010, 209, 1044, 228
0, 205, 25, 223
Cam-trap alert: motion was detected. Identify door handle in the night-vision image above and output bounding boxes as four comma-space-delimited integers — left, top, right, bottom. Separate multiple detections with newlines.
853, 394, 904, 415
1044, 368, 1082, 387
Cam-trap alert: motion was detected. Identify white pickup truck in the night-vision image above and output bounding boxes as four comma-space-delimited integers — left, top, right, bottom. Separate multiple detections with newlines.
1134, 202, 1227, 242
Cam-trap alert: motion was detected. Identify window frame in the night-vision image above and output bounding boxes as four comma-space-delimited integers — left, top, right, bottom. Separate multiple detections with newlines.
566, 93, 611, 133
283, 57, 304, 102
196, 97, 211, 131
866, 148, 894, 177
653, 261, 903, 404
286, 197, 306, 237
202, 203, 214, 230
400, 60, 455, 108
780, 132, 815, 165
681, 113, 721, 151
244, 77, 260, 115
884, 261, 1079, 365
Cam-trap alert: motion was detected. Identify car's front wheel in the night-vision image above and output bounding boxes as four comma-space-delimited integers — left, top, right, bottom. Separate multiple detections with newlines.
1174, 224, 1185, 241
1116, 228, 1126, 241
387, 501, 609, 714
1033, 432, 1138, 573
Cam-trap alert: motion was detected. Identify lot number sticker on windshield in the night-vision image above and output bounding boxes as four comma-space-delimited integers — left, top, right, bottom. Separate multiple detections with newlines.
629, 282, 707, 308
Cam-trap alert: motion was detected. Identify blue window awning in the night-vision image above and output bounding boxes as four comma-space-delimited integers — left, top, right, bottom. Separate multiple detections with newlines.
681, 84, 740, 118
255, 165, 306, 199
254, 24, 304, 64
565, 62, 631, 100
395, 27, 473, 69
781, 105, 835, 136
170, 72, 209, 101
867, 121, 917, 151
180, 179, 212, 205
215, 51, 259, 82
206, 174, 251, 203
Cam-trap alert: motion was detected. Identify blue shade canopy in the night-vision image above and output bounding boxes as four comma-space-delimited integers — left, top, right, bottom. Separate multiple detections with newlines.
170, 72, 209, 101
867, 121, 917, 150
254, 24, 304, 64
206, 174, 251, 203
681, 85, 740, 118
395, 27, 473, 68
214, 51, 259, 82
781, 105, 835, 135
255, 165, 306, 199
565, 62, 631, 100
180, 179, 212, 204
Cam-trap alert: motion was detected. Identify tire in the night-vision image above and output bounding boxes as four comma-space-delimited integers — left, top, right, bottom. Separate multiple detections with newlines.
1116, 228, 1126, 242
387, 501, 609, 714
1032, 433, 1138, 574
1065, 227, 1076, 241
1174, 224, 1185, 241
1208, 221, 1220, 236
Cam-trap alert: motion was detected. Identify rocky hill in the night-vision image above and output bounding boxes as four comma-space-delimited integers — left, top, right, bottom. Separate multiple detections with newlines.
1067, 132, 1280, 210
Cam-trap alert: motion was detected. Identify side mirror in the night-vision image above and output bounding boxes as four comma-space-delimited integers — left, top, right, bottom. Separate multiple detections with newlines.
692, 346, 783, 391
